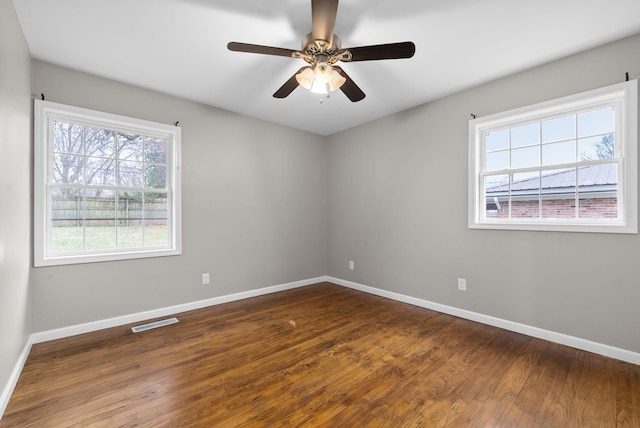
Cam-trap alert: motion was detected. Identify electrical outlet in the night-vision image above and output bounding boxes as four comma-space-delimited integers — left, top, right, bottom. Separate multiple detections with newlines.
458, 278, 467, 291
349, 260, 355, 270
202, 273, 210, 285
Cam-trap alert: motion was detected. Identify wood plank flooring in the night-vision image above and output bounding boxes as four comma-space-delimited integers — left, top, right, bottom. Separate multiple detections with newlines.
2, 282, 639, 427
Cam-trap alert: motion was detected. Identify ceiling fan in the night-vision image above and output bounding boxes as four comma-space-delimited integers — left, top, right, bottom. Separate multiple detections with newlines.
227, 0, 416, 102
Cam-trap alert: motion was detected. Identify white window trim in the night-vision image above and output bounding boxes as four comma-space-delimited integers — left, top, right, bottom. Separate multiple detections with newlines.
34, 100, 182, 266
468, 80, 638, 234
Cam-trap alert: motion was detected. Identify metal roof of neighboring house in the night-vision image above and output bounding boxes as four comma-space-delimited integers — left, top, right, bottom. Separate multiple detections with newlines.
486, 163, 617, 197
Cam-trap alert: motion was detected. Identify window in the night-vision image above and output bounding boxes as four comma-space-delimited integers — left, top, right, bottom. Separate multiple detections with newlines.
469, 80, 637, 233
34, 100, 181, 266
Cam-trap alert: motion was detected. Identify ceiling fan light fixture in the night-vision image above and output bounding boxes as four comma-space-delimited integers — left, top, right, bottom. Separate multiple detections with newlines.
295, 63, 346, 95
229, 0, 414, 102
295, 67, 315, 90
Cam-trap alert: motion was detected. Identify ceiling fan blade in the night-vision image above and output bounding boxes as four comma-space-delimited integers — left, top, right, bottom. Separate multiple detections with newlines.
273, 67, 307, 98
227, 42, 297, 58
343, 41, 416, 62
333, 66, 365, 102
311, 0, 338, 47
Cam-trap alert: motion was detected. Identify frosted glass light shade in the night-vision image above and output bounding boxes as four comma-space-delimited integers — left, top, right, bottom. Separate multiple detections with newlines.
296, 64, 346, 95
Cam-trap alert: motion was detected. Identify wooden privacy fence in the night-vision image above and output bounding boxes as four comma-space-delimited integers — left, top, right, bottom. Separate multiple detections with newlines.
52, 197, 167, 226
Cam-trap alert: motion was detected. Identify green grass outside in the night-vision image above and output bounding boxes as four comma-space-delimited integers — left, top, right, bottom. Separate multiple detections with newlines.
51, 224, 169, 253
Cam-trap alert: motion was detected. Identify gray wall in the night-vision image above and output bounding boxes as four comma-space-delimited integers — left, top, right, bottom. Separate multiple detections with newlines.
30, 61, 327, 331
0, 0, 32, 403
327, 33, 640, 353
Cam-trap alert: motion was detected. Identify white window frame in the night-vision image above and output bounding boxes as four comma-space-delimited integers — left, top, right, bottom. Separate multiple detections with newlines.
468, 80, 637, 233
34, 100, 182, 266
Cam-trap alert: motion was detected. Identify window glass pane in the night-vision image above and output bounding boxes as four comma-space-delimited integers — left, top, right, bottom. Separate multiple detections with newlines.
541, 140, 576, 166
145, 165, 166, 189
53, 121, 83, 154
53, 153, 84, 184
510, 172, 540, 218
542, 196, 577, 219
484, 174, 509, 219
540, 167, 576, 191
50, 187, 84, 253
84, 189, 116, 250
485, 129, 509, 152
541, 168, 576, 219
119, 160, 144, 187
145, 137, 167, 164
510, 171, 540, 189
118, 133, 144, 161
85, 156, 116, 186
511, 123, 540, 148
485, 151, 508, 172
117, 191, 143, 248
117, 224, 144, 248
541, 115, 576, 143
485, 174, 509, 191
578, 107, 614, 138
144, 192, 169, 247
86, 127, 116, 158
578, 134, 615, 161
511, 146, 539, 169
578, 163, 618, 219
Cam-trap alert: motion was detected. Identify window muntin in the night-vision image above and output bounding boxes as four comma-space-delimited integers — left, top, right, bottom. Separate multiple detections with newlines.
469, 80, 637, 233
35, 100, 181, 266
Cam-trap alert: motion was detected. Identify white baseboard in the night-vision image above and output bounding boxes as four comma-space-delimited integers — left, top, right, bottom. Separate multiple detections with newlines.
0, 337, 33, 419
31, 276, 329, 344
328, 276, 640, 366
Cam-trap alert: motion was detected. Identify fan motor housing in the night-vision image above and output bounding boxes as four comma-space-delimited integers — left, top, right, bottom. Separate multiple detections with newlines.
302, 32, 341, 55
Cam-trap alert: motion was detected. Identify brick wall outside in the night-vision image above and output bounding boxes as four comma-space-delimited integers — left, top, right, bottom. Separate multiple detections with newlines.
487, 197, 617, 219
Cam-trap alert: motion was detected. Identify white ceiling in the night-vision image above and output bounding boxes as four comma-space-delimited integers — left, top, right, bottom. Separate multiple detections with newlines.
12, 0, 640, 135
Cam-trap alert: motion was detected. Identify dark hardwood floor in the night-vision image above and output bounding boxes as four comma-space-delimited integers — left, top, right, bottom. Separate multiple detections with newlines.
2, 282, 639, 427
